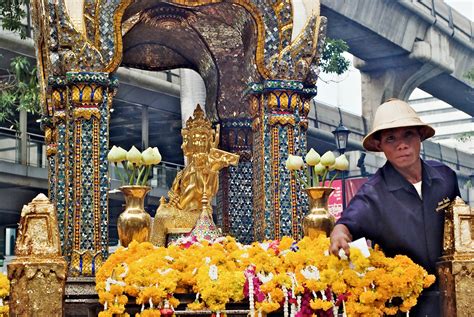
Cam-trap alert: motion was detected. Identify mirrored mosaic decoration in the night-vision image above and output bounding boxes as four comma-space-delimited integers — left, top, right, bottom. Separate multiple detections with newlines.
31, 0, 327, 274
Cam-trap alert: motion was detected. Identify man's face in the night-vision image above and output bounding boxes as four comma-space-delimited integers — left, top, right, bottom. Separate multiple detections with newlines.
376, 127, 421, 170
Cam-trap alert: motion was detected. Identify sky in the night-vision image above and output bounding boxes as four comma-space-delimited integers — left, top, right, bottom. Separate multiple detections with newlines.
314, 1, 474, 116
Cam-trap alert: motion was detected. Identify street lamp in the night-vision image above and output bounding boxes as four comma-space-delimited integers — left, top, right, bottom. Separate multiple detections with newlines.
332, 108, 351, 209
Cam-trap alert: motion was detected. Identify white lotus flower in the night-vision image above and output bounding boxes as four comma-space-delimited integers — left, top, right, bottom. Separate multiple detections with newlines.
286, 154, 304, 170
142, 147, 162, 165
334, 154, 349, 171
126, 146, 143, 165
305, 148, 320, 166
107, 145, 127, 163
314, 163, 326, 176
320, 151, 336, 167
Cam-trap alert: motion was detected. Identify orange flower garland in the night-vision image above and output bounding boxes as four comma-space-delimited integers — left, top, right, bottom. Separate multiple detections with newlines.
96, 236, 435, 316
0, 272, 9, 317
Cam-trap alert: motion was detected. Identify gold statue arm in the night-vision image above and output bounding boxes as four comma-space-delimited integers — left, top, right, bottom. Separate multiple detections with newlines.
208, 148, 240, 171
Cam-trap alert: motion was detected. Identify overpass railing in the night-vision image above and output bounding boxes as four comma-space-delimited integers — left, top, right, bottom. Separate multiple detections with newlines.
0, 127, 46, 168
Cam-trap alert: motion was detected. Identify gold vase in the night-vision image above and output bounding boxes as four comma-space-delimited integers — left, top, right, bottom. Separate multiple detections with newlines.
118, 185, 152, 247
303, 187, 335, 238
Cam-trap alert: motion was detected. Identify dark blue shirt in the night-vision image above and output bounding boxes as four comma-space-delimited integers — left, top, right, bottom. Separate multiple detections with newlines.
337, 159, 460, 274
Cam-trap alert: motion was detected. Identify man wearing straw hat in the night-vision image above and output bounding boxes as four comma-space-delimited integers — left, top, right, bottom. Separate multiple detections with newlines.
329, 98, 460, 316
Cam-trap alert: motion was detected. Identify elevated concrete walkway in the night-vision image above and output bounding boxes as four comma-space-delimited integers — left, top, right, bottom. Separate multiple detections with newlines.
321, 0, 473, 120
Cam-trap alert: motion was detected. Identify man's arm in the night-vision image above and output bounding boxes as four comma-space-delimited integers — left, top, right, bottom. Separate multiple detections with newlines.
329, 224, 352, 256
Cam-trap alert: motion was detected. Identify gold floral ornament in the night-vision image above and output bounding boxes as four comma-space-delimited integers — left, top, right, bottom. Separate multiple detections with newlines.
0, 272, 9, 316
286, 148, 349, 188
107, 145, 162, 185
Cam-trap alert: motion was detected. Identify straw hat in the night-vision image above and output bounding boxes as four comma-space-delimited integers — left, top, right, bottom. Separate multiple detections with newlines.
362, 98, 435, 152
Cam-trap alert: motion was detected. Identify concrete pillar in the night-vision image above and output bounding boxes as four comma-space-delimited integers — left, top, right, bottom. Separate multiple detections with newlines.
141, 105, 149, 149
19, 109, 28, 165
355, 26, 455, 125
179, 69, 206, 126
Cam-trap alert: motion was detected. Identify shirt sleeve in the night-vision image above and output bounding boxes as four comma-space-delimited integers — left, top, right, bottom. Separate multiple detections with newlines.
336, 184, 381, 242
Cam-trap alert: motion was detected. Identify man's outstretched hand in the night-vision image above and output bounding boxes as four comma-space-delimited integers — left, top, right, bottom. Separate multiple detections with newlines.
329, 224, 352, 257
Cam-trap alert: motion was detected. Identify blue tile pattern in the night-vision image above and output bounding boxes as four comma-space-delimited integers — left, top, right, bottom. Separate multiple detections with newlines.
56, 123, 68, 254
80, 120, 94, 250
99, 94, 110, 259
227, 162, 253, 244
263, 114, 274, 239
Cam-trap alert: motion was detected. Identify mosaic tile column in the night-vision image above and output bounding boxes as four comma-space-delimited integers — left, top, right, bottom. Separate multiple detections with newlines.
63, 72, 116, 276
217, 119, 254, 244
250, 80, 315, 241
44, 77, 69, 256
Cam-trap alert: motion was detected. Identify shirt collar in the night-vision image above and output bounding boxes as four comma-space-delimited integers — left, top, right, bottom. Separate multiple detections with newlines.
382, 159, 442, 192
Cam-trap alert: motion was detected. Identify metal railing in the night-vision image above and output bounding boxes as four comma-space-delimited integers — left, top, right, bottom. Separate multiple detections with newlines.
0, 127, 46, 168
109, 161, 183, 190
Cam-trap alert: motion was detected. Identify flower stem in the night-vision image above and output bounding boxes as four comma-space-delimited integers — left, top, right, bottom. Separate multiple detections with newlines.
321, 168, 328, 187
293, 171, 308, 188
136, 166, 145, 185
305, 166, 311, 187
328, 171, 339, 188
114, 162, 126, 185
129, 164, 136, 185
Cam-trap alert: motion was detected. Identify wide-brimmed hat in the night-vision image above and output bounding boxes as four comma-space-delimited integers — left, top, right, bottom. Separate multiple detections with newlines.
362, 99, 435, 152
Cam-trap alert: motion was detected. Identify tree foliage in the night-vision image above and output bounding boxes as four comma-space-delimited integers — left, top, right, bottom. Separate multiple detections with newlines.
0, 56, 40, 126
320, 38, 350, 75
465, 68, 474, 83
0, 0, 29, 39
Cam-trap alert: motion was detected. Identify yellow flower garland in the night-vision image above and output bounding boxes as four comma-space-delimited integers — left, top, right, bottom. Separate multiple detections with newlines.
0, 272, 9, 317
96, 236, 435, 316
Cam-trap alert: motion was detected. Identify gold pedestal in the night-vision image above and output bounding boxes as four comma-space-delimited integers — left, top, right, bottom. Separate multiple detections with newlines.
437, 258, 474, 317
8, 257, 67, 317
437, 197, 474, 317
7, 194, 67, 316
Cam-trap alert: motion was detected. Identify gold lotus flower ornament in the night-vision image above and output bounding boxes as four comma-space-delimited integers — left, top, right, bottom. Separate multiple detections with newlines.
286, 148, 349, 188
107, 145, 162, 185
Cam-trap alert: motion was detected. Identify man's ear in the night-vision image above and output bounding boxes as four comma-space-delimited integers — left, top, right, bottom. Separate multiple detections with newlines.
373, 140, 382, 151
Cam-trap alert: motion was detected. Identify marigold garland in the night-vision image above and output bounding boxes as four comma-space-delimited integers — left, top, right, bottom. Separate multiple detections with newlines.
96, 236, 435, 316
0, 272, 9, 317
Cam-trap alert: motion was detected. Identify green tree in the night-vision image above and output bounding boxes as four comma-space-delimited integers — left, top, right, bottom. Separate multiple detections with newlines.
0, 0, 29, 39
320, 38, 350, 75
0, 55, 40, 127
465, 68, 474, 83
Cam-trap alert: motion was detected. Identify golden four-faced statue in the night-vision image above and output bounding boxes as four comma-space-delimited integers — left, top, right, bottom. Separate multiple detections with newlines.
150, 105, 239, 246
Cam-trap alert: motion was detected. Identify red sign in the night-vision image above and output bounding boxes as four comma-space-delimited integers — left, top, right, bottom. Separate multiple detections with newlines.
328, 177, 368, 220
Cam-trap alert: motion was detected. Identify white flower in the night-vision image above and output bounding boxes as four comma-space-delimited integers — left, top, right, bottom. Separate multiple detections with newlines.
285, 154, 304, 170
209, 264, 218, 281
313, 163, 326, 176
152, 147, 162, 163
158, 268, 172, 275
107, 145, 127, 163
164, 255, 174, 262
320, 151, 336, 167
126, 146, 143, 165
305, 148, 320, 166
300, 266, 320, 280
257, 272, 274, 284
334, 154, 349, 171
259, 242, 270, 251
142, 147, 162, 165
